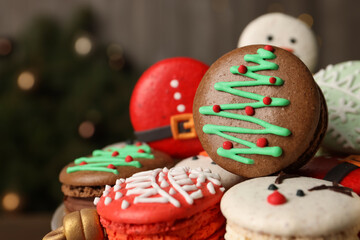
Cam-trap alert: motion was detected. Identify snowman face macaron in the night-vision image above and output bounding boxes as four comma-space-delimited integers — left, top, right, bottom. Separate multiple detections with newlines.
238, 13, 318, 72
221, 175, 360, 239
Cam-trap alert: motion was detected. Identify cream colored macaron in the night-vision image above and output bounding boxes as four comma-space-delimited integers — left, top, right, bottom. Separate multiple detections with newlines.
221, 175, 360, 239
175, 154, 245, 189
238, 13, 318, 72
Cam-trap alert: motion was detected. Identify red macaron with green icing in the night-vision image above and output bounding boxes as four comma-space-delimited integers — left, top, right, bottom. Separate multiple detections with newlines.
193, 45, 327, 177
59, 141, 173, 213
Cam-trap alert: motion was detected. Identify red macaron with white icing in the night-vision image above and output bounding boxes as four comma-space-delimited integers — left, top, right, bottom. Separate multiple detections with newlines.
95, 167, 226, 240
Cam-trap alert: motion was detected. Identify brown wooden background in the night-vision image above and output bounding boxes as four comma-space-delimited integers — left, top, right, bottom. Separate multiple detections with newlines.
0, 0, 359, 72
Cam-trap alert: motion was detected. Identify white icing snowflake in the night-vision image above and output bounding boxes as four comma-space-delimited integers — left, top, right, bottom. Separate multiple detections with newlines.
327, 123, 355, 149
315, 62, 360, 97
356, 128, 360, 145
122, 167, 221, 208
328, 98, 358, 123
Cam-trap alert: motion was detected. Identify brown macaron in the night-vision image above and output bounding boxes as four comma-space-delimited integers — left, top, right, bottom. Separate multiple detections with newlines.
59, 141, 174, 213
193, 45, 327, 178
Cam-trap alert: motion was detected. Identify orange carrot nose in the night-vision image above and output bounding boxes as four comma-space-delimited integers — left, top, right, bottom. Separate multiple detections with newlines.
280, 47, 294, 53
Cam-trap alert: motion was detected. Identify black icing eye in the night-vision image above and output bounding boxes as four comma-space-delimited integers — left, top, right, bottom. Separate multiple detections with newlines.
268, 184, 278, 190
296, 189, 305, 197
267, 35, 273, 41
211, 161, 217, 165
192, 156, 199, 160
290, 38, 297, 44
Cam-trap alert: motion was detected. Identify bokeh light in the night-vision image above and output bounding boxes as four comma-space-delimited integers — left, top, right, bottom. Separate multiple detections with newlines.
2, 192, 20, 211
17, 71, 35, 90
78, 121, 95, 138
74, 36, 92, 56
0, 37, 12, 56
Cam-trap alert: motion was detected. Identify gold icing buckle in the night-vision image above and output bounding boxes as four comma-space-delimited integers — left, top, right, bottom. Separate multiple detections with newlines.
341, 155, 360, 167
170, 113, 197, 140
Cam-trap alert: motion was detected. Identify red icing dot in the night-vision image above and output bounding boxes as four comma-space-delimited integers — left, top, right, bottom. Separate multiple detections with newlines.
269, 77, 276, 84
138, 149, 145, 153
263, 97, 272, 105
79, 161, 87, 165
264, 45, 274, 52
256, 138, 268, 148
245, 106, 255, 116
238, 65, 247, 74
112, 151, 119, 157
107, 164, 116, 169
267, 190, 287, 205
213, 105, 221, 113
125, 155, 133, 162
223, 141, 233, 150
135, 142, 142, 146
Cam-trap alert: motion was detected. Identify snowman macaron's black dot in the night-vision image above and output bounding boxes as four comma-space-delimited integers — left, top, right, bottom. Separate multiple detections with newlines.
290, 38, 297, 44
267, 35, 273, 41
268, 184, 278, 190
296, 189, 305, 197
211, 161, 217, 165
192, 156, 199, 160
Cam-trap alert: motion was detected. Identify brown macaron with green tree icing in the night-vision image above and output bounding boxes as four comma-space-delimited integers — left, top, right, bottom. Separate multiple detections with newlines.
193, 45, 327, 178
59, 141, 173, 213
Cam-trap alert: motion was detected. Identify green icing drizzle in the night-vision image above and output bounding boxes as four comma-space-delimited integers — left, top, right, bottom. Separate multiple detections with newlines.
66, 143, 154, 174
199, 47, 291, 164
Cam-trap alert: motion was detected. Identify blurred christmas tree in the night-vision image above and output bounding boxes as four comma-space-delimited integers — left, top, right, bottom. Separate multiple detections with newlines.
0, 8, 137, 212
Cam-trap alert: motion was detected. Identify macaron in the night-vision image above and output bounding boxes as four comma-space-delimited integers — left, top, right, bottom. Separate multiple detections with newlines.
314, 61, 360, 155
95, 167, 226, 240
193, 45, 327, 177
238, 12, 318, 72
130, 57, 209, 159
297, 155, 360, 195
59, 141, 173, 213
221, 175, 360, 239
175, 152, 246, 189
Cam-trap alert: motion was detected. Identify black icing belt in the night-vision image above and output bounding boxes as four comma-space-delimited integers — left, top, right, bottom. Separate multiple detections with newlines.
135, 122, 190, 142
323, 162, 359, 183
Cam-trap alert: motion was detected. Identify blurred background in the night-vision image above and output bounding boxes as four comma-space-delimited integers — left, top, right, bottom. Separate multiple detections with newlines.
0, 0, 359, 239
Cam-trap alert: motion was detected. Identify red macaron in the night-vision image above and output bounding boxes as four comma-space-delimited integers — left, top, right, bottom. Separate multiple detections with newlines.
95, 167, 225, 239
130, 57, 209, 159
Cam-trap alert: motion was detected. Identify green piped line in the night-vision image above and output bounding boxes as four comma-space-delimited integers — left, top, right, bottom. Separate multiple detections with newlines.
67, 143, 153, 174
199, 47, 291, 164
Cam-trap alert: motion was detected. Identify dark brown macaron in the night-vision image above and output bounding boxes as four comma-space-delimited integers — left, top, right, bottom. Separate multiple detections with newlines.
59, 141, 174, 213
193, 45, 327, 178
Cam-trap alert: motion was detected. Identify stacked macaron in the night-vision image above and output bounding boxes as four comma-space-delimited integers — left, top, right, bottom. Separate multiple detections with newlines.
59, 141, 173, 213
95, 167, 225, 240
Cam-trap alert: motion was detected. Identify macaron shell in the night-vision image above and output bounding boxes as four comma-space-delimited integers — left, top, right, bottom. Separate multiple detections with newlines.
314, 61, 360, 155
298, 155, 360, 195
238, 13, 318, 72
221, 176, 360, 237
194, 45, 322, 177
96, 167, 224, 224
59, 148, 173, 186
130, 57, 209, 158
175, 155, 246, 189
